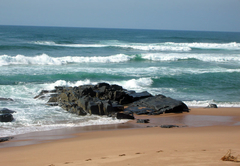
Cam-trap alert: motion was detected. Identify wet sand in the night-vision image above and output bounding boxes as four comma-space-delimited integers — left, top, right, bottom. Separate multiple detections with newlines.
0, 107, 240, 166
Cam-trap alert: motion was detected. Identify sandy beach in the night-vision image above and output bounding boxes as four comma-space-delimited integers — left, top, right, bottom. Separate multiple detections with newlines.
0, 107, 240, 166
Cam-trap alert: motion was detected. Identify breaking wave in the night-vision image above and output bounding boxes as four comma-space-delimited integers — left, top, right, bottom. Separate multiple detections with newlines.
0, 54, 133, 66
33, 41, 240, 51
140, 53, 240, 62
1, 53, 240, 67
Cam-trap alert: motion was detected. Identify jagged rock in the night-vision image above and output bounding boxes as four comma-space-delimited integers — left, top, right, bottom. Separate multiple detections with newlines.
46, 102, 59, 106
128, 95, 189, 115
0, 97, 14, 101
137, 119, 150, 123
95, 82, 110, 89
47, 95, 58, 103
124, 107, 155, 115
0, 108, 16, 114
110, 84, 123, 91
126, 91, 153, 102
37, 82, 189, 118
58, 92, 69, 102
0, 113, 14, 122
87, 100, 103, 115
77, 96, 90, 111
116, 112, 135, 120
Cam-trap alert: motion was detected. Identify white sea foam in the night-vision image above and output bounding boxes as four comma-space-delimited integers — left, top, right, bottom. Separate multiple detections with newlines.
0, 54, 133, 66
141, 53, 240, 62
59, 54, 133, 63
184, 100, 240, 107
33, 41, 107, 48
42, 77, 153, 92
2, 52, 239, 67
120, 44, 191, 51
111, 77, 153, 92
0, 114, 128, 137
33, 41, 240, 51
43, 79, 94, 90
174, 42, 240, 50
0, 54, 65, 66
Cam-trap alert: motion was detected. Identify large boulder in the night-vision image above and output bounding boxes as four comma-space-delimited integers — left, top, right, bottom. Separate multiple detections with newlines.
0, 113, 14, 122
127, 95, 189, 115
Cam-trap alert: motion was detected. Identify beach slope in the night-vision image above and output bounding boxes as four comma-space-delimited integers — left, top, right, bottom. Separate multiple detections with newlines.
0, 107, 240, 166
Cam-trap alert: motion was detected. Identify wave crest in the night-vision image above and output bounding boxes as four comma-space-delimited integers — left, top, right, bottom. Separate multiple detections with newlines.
140, 53, 240, 62
33, 40, 240, 51
0, 54, 133, 66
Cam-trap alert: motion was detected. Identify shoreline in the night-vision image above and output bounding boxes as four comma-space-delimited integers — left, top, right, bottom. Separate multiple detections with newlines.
1, 107, 240, 148
0, 107, 240, 165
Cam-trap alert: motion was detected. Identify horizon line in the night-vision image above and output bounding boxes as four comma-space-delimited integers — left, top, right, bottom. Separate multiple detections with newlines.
0, 24, 239, 33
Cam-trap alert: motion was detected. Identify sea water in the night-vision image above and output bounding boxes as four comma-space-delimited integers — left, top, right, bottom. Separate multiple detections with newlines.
0, 25, 240, 137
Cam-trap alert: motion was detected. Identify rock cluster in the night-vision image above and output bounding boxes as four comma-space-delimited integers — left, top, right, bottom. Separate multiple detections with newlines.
0, 108, 15, 122
35, 83, 189, 119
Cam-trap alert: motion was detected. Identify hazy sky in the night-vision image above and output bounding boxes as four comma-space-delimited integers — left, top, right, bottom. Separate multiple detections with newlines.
1, 0, 240, 32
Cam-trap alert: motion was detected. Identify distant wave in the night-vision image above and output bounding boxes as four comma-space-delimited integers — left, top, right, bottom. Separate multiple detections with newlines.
33, 41, 107, 48
1, 52, 240, 67
139, 53, 240, 62
0, 54, 133, 66
33, 41, 240, 51
173, 42, 240, 50
1, 53, 240, 66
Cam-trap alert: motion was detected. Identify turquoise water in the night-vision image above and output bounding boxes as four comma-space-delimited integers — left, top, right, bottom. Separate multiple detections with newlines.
0, 25, 240, 137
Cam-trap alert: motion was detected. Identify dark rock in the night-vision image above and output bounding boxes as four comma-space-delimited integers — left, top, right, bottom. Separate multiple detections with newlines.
0, 113, 14, 122
39, 82, 189, 118
0, 97, 14, 101
46, 102, 59, 106
113, 91, 126, 101
77, 96, 91, 111
124, 107, 155, 115
116, 112, 135, 120
206, 104, 218, 108
111, 103, 124, 112
48, 96, 58, 103
58, 92, 69, 102
82, 87, 96, 97
0, 108, 16, 114
68, 106, 87, 116
126, 91, 153, 102
160, 125, 179, 128
110, 84, 123, 91
95, 82, 110, 89
87, 100, 101, 115
128, 95, 189, 115
0, 137, 14, 143
137, 119, 150, 123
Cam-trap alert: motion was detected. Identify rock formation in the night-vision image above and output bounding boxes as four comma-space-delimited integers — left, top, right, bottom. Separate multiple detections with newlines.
35, 82, 189, 119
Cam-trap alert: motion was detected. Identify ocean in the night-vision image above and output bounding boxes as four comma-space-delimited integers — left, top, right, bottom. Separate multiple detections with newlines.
0, 25, 240, 137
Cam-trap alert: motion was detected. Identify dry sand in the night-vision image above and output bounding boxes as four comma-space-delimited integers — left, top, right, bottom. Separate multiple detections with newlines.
0, 107, 240, 166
